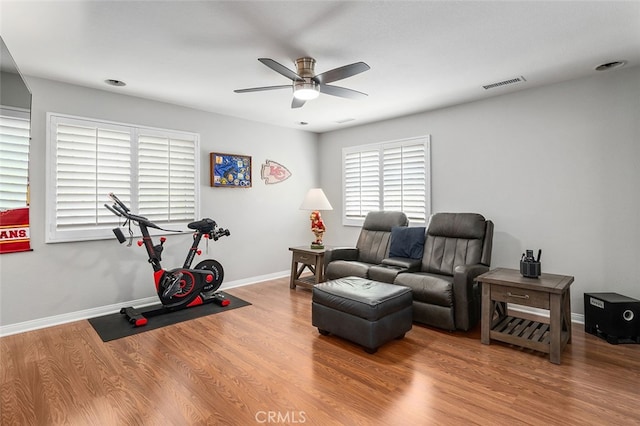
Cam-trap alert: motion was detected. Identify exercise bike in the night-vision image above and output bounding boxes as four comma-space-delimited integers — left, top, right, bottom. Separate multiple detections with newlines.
105, 193, 231, 327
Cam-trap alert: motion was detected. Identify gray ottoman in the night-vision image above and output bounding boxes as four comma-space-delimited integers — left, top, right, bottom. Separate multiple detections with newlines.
312, 276, 413, 353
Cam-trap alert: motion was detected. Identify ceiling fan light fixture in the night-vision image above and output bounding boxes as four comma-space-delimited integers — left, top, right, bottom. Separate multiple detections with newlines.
235, 57, 370, 108
293, 80, 320, 100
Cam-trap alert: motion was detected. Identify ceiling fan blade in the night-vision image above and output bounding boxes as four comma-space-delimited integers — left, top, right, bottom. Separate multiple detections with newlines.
314, 62, 370, 84
234, 85, 291, 93
258, 58, 303, 81
291, 97, 306, 109
320, 84, 368, 100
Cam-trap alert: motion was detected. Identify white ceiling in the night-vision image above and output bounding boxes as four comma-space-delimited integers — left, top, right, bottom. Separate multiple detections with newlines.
1, 1, 639, 133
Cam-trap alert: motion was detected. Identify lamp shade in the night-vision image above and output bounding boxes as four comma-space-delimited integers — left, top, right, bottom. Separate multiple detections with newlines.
299, 188, 333, 211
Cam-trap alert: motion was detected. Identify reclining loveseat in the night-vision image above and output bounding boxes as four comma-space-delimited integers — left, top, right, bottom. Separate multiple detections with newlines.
323, 212, 493, 331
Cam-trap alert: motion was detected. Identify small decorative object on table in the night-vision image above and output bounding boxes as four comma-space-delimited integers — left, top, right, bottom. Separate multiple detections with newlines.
520, 248, 541, 278
299, 188, 333, 249
310, 211, 326, 249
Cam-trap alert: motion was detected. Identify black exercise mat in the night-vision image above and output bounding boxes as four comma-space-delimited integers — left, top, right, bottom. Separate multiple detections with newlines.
88, 292, 251, 342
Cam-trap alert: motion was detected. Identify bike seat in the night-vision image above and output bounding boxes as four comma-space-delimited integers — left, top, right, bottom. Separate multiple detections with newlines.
188, 218, 216, 232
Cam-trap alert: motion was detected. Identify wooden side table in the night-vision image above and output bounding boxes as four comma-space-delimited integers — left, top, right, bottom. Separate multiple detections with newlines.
289, 246, 331, 289
476, 267, 574, 364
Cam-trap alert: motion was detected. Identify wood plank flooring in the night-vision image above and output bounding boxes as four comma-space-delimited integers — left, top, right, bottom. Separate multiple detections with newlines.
2, 277, 639, 425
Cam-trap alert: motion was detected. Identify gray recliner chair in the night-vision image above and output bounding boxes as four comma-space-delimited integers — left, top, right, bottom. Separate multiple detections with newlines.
324, 211, 409, 280
393, 212, 493, 331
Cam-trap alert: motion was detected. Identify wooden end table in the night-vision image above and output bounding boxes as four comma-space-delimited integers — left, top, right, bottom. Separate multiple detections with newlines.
289, 246, 331, 289
476, 267, 574, 364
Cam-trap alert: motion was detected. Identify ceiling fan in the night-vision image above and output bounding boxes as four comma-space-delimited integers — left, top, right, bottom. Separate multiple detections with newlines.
234, 57, 370, 108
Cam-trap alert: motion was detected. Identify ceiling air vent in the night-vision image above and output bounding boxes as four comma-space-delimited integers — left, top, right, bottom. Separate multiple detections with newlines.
595, 61, 626, 71
482, 76, 526, 90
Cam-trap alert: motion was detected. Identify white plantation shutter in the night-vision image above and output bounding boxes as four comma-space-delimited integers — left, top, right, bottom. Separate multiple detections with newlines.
343, 136, 430, 226
344, 149, 379, 219
53, 120, 132, 231
383, 141, 427, 222
138, 132, 196, 222
46, 113, 199, 242
0, 109, 30, 210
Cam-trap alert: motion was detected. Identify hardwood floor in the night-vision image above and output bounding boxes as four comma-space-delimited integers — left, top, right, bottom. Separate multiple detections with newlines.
2, 277, 639, 425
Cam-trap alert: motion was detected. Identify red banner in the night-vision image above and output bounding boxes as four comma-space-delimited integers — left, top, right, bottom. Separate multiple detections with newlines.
0, 207, 31, 254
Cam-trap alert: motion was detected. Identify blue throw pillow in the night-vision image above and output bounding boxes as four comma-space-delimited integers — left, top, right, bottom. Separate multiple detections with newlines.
389, 226, 426, 259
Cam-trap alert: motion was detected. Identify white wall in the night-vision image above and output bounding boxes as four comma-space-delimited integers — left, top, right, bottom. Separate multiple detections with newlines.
2, 67, 638, 331
0, 77, 318, 328
319, 67, 640, 315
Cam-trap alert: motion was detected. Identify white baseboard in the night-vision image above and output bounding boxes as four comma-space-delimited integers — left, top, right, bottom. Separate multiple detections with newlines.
509, 305, 585, 325
0, 270, 290, 338
1, 271, 585, 338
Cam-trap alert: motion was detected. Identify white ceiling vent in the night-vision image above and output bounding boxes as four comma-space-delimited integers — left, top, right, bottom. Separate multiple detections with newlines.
482, 76, 526, 90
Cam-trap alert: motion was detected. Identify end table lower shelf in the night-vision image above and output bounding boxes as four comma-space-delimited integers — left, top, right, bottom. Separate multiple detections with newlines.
489, 315, 569, 355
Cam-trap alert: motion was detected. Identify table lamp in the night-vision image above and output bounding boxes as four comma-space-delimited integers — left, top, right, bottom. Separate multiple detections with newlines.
299, 188, 333, 249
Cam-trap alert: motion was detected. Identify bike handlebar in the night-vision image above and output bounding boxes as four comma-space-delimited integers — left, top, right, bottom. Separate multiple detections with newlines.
104, 194, 226, 236
108, 192, 130, 213
104, 194, 163, 230
104, 203, 122, 217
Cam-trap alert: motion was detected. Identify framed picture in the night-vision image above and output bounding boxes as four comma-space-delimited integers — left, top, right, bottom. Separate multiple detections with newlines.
210, 152, 252, 188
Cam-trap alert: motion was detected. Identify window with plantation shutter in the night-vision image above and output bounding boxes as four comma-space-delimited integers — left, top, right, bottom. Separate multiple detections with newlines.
342, 136, 430, 226
0, 108, 30, 210
46, 113, 199, 243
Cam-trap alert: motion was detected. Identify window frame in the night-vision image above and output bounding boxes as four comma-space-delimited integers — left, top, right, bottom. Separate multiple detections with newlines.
342, 135, 431, 227
45, 112, 200, 243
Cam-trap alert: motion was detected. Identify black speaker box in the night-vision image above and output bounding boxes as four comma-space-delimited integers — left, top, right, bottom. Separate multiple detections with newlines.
584, 292, 640, 344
